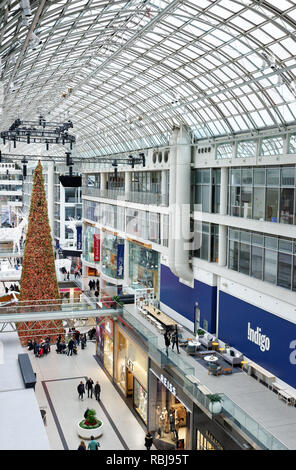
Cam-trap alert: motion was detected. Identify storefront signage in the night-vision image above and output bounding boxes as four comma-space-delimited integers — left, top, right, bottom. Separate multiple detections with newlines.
160, 373, 176, 396
116, 244, 124, 277
205, 430, 224, 450
247, 322, 270, 352
76, 226, 82, 250
94, 234, 100, 261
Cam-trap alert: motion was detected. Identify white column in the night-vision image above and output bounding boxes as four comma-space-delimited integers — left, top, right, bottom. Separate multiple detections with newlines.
125, 171, 131, 197
161, 170, 167, 206
220, 166, 228, 216
123, 238, 130, 286
47, 161, 54, 241
218, 225, 227, 266
100, 172, 107, 190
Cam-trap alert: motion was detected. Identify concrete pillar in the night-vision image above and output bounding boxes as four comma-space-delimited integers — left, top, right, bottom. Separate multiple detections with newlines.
161, 170, 168, 206
218, 225, 227, 267
220, 166, 228, 216
100, 172, 107, 190
125, 171, 131, 197
60, 184, 65, 246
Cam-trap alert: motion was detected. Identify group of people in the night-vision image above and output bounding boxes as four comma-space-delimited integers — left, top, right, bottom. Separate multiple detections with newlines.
77, 437, 100, 450
88, 279, 100, 291
164, 326, 180, 355
27, 337, 51, 357
56, 329, 87, 355
5, 283, 19, 293
77, 378, 101, 401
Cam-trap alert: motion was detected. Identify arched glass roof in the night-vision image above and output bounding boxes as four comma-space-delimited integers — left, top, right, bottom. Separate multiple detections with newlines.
0, 0, 296, 158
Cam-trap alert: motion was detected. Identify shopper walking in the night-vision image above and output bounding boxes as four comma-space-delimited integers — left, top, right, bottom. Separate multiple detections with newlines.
171, 327, 180, 354
77, 381, 85, 400
86, 377, 94, 398
164, 329, 171, 356
145, 431, 153, 450
88, 436, 100, 450
94, 381, 101, 402
77, 441, 86, 451
81, 334, 87, 349
67, 338, 74, 356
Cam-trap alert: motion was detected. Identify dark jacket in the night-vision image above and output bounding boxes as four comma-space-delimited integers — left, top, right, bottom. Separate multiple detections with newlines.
164, 332, 171, 347
94, 383, 101, 394
145, 434, 153, 448
68, 339, 74, 350
86, 379, 94, 390
171, 330, 179, 344
77, 383, 85, 394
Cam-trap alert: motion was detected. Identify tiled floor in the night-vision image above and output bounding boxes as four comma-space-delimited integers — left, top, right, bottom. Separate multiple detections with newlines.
26, 334, 152, 451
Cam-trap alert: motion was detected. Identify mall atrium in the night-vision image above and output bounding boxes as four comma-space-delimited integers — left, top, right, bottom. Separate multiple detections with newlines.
0, 0, 296, 452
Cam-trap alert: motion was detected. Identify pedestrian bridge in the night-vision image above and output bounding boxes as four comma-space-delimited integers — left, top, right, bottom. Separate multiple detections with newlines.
0, 299, 119, 326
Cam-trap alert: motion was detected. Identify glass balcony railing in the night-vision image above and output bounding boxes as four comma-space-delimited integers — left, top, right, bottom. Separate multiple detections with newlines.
82, 186, 169, 206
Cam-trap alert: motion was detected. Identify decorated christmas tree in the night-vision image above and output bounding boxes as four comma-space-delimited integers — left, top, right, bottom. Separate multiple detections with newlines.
17, 160, 64, 346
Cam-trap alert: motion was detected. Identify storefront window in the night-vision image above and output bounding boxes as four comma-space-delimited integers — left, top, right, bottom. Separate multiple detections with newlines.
103, 319, 113, 377
114, 325, 148, 423
153, 376, 190, 450
102, 233, 124, 279
134, 380, 148, 425
83, 225, 100, 264
129, 243, 159, 294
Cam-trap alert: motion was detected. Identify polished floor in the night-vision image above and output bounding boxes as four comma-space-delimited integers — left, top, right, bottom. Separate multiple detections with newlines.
26, 332, 152, 451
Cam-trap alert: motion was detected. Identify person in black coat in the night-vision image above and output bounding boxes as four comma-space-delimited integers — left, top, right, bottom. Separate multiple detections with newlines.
145, 432, 153, 450
94, 381, 101, 402
77, 381, 85, 400
86, 378, 94, 398
67, 338, 74, 356
171, 327, 180, 354
164, 329, 171, 356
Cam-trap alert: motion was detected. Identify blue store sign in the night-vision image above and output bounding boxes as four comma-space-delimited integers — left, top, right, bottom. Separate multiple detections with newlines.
76, 226, 82, 250
116, 244, 124, 278
218, 291, 296, 388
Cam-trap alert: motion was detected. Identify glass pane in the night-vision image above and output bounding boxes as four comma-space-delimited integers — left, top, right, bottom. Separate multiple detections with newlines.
266, 188, 279, 222
241, 186, 252, 218
288, 135, 296, 154
254, 168, 265, 186
239, 243, 250, 275
242, 168, 253, 185
229, 240, 239, 271
280, 188, 294, 224
267, 168, 280, 186
293, 256, 296, 291
278, 239, 292, 253
265, 236, 278, 250
201, 233, 209, 260
217, 143, 233, 159
252, 234, 264, 246
240, 231, 251, 243
277, 252, 292, 289
230, 186, 241, 217
264, 249, 277, 284
237, 140, 256, 158
281, 167, 295, 186
202, 185, 210, 212
253, 188, 265, 220
251, 246, 263, 280
261, 136, 284, 156
202, 169, 211, 184
230, 168, 241, 185
229, 229, 239, 240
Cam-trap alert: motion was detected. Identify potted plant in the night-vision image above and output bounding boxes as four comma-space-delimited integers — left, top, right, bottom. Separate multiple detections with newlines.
208, 394, 223, 414
197, 329, 205, 337
112, 295, 124, 308
224, 343, 230, 352
77, 409, 103, 439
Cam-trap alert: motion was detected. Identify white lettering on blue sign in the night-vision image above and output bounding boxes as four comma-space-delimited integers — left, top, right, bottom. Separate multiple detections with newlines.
247, 322, 270, 352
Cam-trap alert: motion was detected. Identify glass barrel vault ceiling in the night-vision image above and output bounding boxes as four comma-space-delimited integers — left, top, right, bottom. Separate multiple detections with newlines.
0, 0, 296, 158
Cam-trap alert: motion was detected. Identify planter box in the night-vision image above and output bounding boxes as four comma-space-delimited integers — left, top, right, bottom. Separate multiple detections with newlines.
77, 420, 103, 439
208, 402, 222, 414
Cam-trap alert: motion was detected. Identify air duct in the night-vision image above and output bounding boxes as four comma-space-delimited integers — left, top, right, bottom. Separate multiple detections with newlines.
168, 127, 179, 277
173, 126, 193, 283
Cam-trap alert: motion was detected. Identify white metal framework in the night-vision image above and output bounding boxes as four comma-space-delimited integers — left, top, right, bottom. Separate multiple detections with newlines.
0, 0, 296, 158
